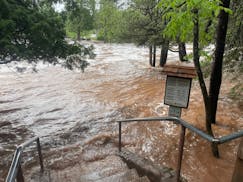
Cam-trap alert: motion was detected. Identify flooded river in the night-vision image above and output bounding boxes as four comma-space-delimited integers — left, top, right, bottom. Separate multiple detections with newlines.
0, 42, 242, 181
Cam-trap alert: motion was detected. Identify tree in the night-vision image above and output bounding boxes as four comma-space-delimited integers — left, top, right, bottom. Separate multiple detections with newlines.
224, 0, 243, 71
120, 0, 188, 67
65, 0, 95, 40
227, 0, 243, 49
0, 0, 93, 70
159, 0, 232, 157
95, 0, 123, 42
121, 0, 169, 67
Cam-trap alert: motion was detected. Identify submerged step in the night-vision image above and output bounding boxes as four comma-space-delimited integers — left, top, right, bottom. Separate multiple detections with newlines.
131, 176, 150, 182
29, 154, 149, 182
79, 163, 128, 181
95, 168, 139, 182
118, 149, 178, 182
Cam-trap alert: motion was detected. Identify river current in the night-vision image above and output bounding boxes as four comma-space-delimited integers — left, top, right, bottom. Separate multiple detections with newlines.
0, 42, 242, 181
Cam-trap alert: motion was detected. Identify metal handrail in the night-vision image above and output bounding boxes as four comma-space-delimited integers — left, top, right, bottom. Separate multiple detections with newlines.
6, 136, 44, 182
117, 116, 243, 182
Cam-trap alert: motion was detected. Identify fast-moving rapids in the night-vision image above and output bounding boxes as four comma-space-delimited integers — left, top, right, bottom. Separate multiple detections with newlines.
0, 42, 242, 182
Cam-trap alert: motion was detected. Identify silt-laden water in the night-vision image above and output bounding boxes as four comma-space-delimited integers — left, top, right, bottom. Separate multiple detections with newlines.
0, 42, 242, 181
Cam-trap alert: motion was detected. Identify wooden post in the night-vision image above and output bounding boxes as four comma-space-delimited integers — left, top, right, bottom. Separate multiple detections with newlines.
232, 138, 243, 182
176, 125, 186, 182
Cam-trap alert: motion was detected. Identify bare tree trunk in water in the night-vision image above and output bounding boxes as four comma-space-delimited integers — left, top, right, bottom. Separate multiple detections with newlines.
178, 42, 188, 62
192, 9, 219, 157
208, 0, 230, 124
149, 46, 153, 66
152, 45, 156, 67
160, 40, 169, 67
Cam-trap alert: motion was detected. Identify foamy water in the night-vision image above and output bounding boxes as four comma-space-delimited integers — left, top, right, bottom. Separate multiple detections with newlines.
0, 42, 242, 182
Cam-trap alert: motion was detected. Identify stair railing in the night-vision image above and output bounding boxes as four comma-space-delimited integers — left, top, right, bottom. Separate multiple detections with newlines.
6, 136, 44, 182
118, 116, 243, 182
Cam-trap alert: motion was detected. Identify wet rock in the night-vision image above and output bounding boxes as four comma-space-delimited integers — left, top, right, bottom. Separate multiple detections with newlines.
118, 149, 179, 182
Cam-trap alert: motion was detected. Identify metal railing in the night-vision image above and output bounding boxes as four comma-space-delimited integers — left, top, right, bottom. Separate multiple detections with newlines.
118, 116, 243, 182
6, 136, 44, 182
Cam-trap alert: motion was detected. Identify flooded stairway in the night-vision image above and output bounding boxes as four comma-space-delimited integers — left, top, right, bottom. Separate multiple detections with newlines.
25, 134, 177, 182
66, 154, 150, 182
30, 154, 150, 182
28, 146, 178, 182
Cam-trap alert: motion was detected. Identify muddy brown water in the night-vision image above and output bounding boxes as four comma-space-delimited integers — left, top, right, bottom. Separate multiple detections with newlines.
0, 42, 242, 182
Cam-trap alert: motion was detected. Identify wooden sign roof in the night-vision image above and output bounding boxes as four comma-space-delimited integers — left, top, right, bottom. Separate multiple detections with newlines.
163, 63, 197, 78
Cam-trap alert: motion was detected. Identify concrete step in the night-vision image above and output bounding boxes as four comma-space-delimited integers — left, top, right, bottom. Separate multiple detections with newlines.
131, 176, 150, 182
29, 155, 149, 182
29, 149, 182, 182
94, 168, 139, 182
79, 166, 129, 181
118, 149, 178, 182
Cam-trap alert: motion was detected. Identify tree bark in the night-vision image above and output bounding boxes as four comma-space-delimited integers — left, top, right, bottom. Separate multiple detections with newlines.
149, 45, 153, 66
208, 0, 231, 124
77, 29, 81, 41
160, 40, 169, 67
192, 9, 219, 157
178, 42, 188, 62
152, 45, 156, 67
192, 9, 208, 110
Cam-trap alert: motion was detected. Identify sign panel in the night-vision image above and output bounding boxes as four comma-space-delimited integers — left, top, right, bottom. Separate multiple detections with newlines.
164, 76, 191, 108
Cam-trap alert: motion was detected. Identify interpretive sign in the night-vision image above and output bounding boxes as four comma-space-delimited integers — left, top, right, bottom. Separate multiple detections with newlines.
164, 76, 192, 108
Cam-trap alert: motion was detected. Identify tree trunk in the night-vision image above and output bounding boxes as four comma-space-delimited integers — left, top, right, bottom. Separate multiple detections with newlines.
149, 46, 153, 66
178, 42, 188, 62
152, 45, 156, 67
208, 0, 231, 124
160, 40, 169, 67
206, 106, 219, 158
77, 29, 81, 41
192, 9, 219, 157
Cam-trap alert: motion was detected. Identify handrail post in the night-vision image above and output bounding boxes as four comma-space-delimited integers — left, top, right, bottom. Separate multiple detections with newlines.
176, 125, 186, 182
119, 122, 122, 152
16, 164, 24, 182
36, 138, 44, 172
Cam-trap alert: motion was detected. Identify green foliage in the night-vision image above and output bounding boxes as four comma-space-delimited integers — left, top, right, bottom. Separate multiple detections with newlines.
0, 0, 67, 62
95, 0, 124, 42
66, 29, 77, 39
158, 0, 230, 48
224, 47, 243, 74
64, 44, 95, 71
65, 0, 95, 40
229, 83, 243, 106
119, 0, 166, 46
227, 0, 243, 49
0, 0, 94, 71
200, 59, 211, 78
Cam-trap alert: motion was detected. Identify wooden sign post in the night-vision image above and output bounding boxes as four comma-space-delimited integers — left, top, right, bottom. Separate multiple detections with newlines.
163, 64, 196, 118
